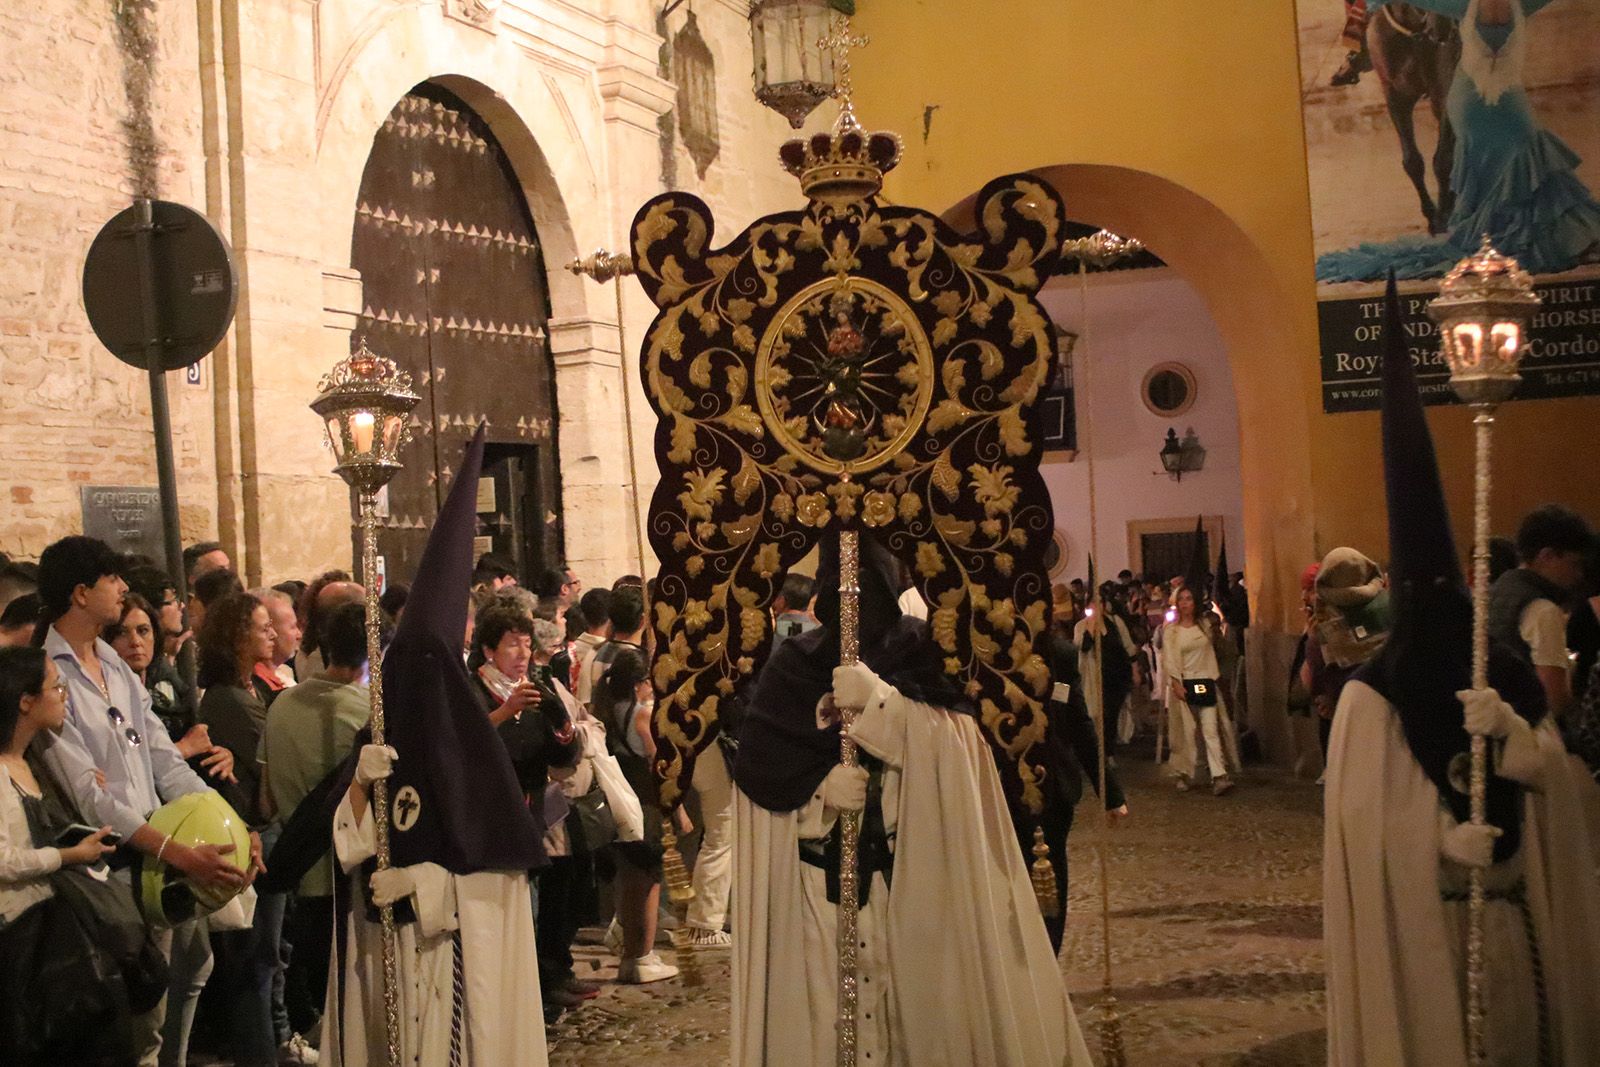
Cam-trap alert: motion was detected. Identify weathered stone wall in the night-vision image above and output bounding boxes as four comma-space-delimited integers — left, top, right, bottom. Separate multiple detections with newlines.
0, 0, 215, 560
1, 0, 808, 589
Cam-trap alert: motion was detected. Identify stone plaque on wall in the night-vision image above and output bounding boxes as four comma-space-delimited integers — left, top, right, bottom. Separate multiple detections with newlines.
80, 485, 164, 560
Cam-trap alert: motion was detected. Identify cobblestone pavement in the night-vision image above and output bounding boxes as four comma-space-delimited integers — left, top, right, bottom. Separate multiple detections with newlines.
549, 755, 1327, 1066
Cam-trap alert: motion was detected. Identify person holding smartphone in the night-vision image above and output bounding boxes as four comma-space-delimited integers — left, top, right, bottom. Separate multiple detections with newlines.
0, 647, 117, 915
0, 645, 130, 1063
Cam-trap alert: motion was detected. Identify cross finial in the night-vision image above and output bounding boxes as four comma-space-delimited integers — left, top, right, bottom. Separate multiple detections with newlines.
818, 12, 869, 132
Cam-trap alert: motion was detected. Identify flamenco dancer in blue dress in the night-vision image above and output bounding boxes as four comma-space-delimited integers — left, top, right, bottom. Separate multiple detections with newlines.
1318, 0, 1600, 282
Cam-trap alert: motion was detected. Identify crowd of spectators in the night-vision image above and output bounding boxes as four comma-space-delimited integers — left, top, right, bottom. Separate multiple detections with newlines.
0, 539, 741, 1063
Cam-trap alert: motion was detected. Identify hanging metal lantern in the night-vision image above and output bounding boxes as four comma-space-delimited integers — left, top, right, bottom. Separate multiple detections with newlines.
674, 9, 722, 177
1427, 235, 1541, 408
750, 0, 839, 128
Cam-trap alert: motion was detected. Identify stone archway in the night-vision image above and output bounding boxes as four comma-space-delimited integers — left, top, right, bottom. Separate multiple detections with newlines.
946, 164, 1317, 765
350, 81, 564, 584
312, 4, 662, 582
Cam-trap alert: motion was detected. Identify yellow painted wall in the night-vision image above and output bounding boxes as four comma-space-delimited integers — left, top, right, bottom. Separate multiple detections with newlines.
850, 0, 1600, 633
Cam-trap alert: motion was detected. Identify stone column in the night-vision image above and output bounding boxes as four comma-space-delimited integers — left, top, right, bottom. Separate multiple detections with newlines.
199, 0, 349, 585
584, 14, 674, 585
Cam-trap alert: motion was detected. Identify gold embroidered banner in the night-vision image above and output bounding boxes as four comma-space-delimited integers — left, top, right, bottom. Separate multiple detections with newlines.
634, 168, 1066, 811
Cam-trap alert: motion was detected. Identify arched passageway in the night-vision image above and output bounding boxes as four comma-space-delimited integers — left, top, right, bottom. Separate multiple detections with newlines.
947, 164, 1318, 763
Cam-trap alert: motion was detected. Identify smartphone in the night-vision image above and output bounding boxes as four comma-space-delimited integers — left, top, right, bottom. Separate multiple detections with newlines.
55, 823, 121, 849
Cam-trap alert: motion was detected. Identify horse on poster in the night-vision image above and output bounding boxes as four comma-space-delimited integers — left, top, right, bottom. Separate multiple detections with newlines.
1367, 2, 1461, 234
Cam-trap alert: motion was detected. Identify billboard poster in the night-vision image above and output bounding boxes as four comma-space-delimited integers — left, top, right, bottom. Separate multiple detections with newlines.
1296, 0, 1600, 412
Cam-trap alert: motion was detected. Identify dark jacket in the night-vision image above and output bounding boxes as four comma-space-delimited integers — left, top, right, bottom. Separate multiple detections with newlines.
143, 656, 198, 743
1489, 567, 1569, 667
471, 673, 581, 856
198, 683, 270, 828
1042, 636, 1126, 815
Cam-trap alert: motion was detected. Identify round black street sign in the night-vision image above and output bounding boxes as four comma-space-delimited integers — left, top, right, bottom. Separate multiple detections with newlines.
82, 200, 238, 371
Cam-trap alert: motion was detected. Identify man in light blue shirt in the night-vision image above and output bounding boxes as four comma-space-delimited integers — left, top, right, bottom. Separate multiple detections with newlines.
36, 536, 256, 1066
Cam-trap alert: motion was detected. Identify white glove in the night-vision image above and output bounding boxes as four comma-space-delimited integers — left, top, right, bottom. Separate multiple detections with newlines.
1441, 820, 1501, 869
831, 662, 883, 711
368, 865, 416, 908
1457, 688, 1519, 739
820, 764, 868, 813
354, 744, 398, 787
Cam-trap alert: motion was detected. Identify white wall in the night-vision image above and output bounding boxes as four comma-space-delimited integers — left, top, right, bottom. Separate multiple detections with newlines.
1038, 268, 1244, 581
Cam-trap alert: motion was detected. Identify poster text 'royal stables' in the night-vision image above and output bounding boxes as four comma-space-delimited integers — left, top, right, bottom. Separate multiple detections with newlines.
1295, 0, 1600, 414
1320, 277, 1600, 411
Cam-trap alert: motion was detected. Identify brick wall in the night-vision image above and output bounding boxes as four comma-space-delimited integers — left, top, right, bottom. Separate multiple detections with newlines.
0, 0, 821, 581
0, 0, 215, 561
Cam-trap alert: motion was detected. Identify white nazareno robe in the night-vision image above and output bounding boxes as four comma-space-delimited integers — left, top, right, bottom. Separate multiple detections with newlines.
1324, 680, 1600, 1066
322, 791, 547, 1067
732, 680, 1092, 1066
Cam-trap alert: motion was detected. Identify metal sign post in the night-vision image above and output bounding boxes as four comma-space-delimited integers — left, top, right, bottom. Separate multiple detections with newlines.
82, 199, 237, 592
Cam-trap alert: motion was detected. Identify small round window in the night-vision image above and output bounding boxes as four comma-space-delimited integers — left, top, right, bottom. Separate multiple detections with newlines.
1141, 362, 1197, 417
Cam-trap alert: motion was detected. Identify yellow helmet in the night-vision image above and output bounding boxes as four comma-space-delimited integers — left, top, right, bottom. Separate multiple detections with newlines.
140, 791, 251, 927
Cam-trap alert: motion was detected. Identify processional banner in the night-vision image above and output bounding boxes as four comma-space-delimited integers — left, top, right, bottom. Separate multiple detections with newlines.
631, 126, 1066, 812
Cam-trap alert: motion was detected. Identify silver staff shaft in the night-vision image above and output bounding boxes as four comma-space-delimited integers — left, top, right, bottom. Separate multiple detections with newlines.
359, 493, 402, 1067
1465, 410, 1493, 1066
836, 528, 862, 1067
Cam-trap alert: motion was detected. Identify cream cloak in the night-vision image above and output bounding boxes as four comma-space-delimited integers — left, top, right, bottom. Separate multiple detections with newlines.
732, 679, 1092, 1066
1324, 680, 1600, 1066
322, 791, 548, 1067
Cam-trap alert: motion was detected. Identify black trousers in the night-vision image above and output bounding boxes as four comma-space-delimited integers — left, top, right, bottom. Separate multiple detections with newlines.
1042, 803, 1074, 955
284, 895, 333, 1036
536, 855, 588, 991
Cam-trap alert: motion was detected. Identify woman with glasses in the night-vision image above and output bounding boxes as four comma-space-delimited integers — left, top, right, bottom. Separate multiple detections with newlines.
471, 609, 586, 1021
0, 646, 117, 907
126, 559, 196, 700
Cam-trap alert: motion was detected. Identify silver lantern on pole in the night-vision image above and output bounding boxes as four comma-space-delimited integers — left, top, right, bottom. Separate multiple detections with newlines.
750, 0, 840, 128
310, 341, 420, 1067
1426, 235, 1540, 1067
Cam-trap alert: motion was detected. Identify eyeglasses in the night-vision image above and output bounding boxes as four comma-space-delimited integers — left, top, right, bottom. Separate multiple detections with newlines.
106, 706, 143, 748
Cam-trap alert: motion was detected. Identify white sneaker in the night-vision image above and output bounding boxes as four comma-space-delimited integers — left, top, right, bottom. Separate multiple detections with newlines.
617, 952, 679, 984
684, 927, 732, 948
279, 1033, 320, 1065
1315, 773, 1326, 786
603, 916, 623, 955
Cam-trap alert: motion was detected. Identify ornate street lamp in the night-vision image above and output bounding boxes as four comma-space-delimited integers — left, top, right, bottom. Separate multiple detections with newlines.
1426, 236, 1540, 1067
750, 0, 840, 128
309, 342, 419, 1067
1430, 235, 1542, 407
311, 343, 419, 495
1159, 427, 1205, 480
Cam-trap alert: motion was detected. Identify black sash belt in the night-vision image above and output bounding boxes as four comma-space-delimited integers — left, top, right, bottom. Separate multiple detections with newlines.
798, 756, 894, 907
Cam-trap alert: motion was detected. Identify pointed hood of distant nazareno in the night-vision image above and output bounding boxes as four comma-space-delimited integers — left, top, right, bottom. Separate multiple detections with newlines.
1356, 274, 1542, 862
1216, 536, 1230, 600
380, 425, 543, 873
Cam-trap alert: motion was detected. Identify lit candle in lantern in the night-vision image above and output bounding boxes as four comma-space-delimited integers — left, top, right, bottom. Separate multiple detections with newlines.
352, 410, 376, 456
